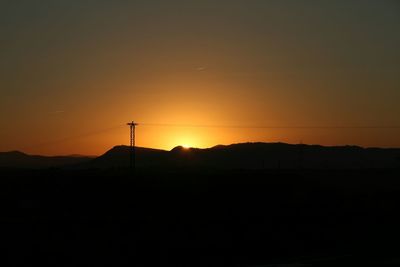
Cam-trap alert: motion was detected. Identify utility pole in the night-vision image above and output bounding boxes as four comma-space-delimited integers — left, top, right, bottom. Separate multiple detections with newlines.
127, 121, 138, 172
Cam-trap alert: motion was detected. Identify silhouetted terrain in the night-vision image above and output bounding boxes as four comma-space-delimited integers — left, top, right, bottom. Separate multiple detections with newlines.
82, 142, 400, 170
2, 143, 400, 265
0, 151, 93, 169
1, 168, 400, 265
0, 143, 400, 169
3, 142, 399, 170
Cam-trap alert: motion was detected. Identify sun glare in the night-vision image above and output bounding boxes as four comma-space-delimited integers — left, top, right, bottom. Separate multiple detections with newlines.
174, 136, 199, 150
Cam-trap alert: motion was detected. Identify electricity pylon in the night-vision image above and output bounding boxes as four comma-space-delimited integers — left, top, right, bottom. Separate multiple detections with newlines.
127, 121, 138, 171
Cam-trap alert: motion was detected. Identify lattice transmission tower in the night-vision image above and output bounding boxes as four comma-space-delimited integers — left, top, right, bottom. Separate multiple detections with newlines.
127, 121, 138, 171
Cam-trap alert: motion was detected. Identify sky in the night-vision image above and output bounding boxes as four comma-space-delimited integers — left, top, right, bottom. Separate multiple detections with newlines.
0, 0, 399, 155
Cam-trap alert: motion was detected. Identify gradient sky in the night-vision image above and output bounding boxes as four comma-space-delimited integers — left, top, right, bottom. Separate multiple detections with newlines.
1, 0, 399, 155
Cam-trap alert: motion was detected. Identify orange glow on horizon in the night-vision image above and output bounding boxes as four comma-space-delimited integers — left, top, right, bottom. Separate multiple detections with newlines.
1, 1, 400, 156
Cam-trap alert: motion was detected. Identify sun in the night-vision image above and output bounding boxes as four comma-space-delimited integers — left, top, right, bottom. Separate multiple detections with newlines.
170, 134, 200, 150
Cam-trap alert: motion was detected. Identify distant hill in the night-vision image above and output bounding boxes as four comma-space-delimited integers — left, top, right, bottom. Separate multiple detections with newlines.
79, 142, 400, 170
80, 146, 168, 169
0, 151, 93, 169
1, 143, 400, 170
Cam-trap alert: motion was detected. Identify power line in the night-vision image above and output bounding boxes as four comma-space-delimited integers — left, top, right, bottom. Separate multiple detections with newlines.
17, 122, 400, 151
20, 124, 126, 150
139, 122, 400, 129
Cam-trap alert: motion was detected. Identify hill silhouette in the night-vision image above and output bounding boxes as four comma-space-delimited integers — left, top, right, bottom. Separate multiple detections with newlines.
2, 142, 399, 170
83, 145, 168, 169
1, 144, 400, 265
0, 151, 93, 169
81, 142, 400, 170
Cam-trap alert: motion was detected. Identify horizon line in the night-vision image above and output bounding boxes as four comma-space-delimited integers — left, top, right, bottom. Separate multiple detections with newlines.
3, 141, 400, 157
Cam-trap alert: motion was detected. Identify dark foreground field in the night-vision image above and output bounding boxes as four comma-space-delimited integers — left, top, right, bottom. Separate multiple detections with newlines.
1, 168, 400, 266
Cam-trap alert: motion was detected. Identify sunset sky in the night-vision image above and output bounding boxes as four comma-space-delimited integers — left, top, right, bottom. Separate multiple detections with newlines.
1, 0, 399, 155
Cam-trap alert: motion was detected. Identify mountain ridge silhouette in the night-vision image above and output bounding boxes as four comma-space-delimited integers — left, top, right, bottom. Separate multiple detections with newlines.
2, 142, 399, 170
0, 151, 93, 169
